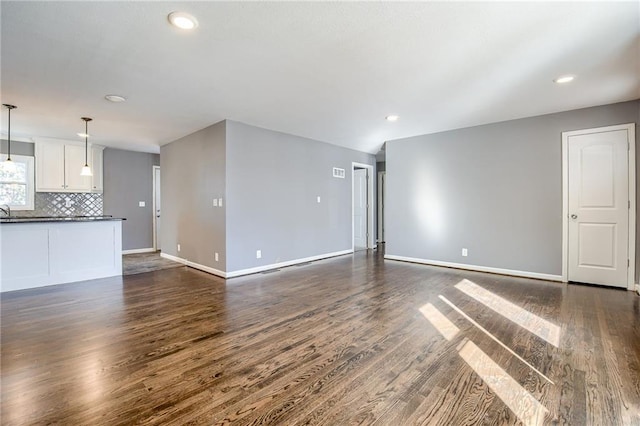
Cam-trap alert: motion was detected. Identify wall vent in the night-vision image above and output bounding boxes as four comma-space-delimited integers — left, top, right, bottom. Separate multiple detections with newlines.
333, 167, 345, 178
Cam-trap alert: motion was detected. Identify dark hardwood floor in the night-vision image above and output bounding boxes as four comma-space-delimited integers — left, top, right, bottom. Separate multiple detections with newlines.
2, 249, 639, 425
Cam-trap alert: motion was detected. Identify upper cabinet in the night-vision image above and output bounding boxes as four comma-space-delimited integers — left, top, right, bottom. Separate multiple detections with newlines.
91, 145, 104, 192
35, 140, 102, 193
35, 142, 66, 191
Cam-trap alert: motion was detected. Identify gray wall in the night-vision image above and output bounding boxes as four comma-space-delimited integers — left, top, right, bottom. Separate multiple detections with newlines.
160, 120, 226, 270
386, 100, 639, 278
225, 120, 375, 272
1, 139, 34, 156
103, 148, 160, 251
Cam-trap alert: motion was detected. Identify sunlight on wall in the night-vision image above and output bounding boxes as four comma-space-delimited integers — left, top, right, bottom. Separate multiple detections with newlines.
455, 279, 561, 347
458, 339, 549, 426
413, 168, 447, 241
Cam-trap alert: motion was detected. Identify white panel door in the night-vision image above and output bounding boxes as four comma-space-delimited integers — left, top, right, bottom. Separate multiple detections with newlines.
353, 168, 368, 250
64, 145, 92, 191
567, 128, 629, 288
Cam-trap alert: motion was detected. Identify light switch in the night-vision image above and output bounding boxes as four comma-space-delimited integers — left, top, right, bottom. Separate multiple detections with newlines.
256, 250, 261, 259
213, 199, 218, 207
317, 196, 321, 203
218, 198, 223, 207
215, 252, 219, 262
139, 201, 146, 207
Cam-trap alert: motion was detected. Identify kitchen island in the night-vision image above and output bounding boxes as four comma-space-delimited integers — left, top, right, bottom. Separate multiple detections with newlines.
0, 216, 124, 292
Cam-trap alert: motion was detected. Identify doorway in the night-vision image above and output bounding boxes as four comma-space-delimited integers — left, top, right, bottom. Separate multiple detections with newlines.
562, 124, 635, 289
352, 162, 374, 251
153, 165, 161, 251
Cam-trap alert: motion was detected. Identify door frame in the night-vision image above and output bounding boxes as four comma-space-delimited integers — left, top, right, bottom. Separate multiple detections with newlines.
352, 162, 375, 251
377, 171, 386, 243
561, 123, 636, 290
152, 165, 161, 251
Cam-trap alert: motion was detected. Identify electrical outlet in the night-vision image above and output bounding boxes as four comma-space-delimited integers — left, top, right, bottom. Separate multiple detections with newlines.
177, 244, 181, 252
213, 199, 218, 207
139, 201, 146, 207
218, 198, 223, 207
462, 248, 468, 257
65, 199, 73, 208
256, 250, 261, 259
215, 252, 219, 262
317, 196, 321, 203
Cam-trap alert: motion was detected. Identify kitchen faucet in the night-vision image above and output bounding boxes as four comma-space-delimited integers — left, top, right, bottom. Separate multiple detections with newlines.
0, 204, 11, 217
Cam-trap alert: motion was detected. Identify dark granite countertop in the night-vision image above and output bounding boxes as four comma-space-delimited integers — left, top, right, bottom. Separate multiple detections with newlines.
0, 215, 126, 224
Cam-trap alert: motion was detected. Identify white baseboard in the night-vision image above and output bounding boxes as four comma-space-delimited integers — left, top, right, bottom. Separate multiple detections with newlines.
159, 252, 226, 278
122, 248, 156, 255
635, 283, 639, 294
226, 249, 353, 278
160, 250, 353, 279
384, 254, 563, 282
160, 252, 184, 264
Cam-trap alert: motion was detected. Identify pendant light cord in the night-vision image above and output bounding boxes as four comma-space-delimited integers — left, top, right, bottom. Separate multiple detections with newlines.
7, 107, 11, 161
85, 119, 88, 166
3, 104, 16, 161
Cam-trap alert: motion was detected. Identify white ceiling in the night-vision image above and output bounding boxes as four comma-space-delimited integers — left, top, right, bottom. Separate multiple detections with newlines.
1, 1, 638, 154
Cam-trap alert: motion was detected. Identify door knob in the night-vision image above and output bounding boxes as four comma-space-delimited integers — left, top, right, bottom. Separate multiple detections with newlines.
571, 214, 578, 219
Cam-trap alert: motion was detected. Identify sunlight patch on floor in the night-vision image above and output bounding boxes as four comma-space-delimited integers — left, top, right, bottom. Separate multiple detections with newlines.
455, 279, 560, 347
419, 303, 459, 341
458, 339, 548, 426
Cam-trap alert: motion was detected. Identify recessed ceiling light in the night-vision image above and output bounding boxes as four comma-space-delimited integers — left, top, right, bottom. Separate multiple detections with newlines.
554, 75, 575, 84
386, 115, 399, 122
168, 11, 198, 30
105, 94, 126, 103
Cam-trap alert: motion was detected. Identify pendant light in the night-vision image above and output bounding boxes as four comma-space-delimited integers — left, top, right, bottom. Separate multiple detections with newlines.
2, 104, 17, 169
80, 117, 93, 176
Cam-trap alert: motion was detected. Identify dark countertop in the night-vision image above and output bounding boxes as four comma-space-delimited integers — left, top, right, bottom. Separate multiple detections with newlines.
0, 215, 126, 224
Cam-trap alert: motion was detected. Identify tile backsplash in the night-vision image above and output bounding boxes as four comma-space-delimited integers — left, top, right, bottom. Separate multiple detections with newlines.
15, 192, 103, 217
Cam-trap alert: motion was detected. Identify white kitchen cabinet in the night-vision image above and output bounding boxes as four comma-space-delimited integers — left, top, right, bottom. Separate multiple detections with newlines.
64, 144, 92, 191
35, 140, 94, 192
35, 142, 65, 191
91, 145, 104, 192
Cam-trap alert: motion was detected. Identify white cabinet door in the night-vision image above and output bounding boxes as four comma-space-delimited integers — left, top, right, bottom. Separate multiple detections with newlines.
91, 146, 104, 192
36, 142, 65, 191
64, 144, 92, 191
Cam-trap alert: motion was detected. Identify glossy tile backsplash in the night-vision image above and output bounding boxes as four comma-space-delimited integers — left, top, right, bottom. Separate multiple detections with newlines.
16, 193, 103, 217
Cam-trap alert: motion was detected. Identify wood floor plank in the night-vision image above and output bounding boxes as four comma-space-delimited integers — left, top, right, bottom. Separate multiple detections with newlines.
2, 249, 640, 425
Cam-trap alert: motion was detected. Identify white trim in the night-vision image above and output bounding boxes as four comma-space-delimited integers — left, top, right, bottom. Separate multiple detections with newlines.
161, 249, 353, 279
160, 252, 185, 264
226, 249, 353, 278
152, 165, 160, 251
561, 123, 636, 290
0, 154, 35, 210
122, 248, 156, 255
160, 252, 226, 278
384, 254, 563, 282
352, 162, 375, 251
635, 283, 639, 295
377, 171, 385, 243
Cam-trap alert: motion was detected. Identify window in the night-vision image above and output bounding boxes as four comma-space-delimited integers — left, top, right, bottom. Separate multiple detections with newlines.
0, 154, 35, 210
